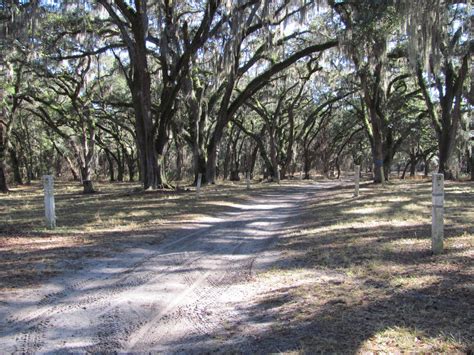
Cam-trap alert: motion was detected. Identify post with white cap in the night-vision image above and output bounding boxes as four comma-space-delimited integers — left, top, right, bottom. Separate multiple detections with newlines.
246, 172, 250, 190
43, 175, 56, 229
431, 173, 444, 254
196, 173, 202, 197
354, 165, 360, 197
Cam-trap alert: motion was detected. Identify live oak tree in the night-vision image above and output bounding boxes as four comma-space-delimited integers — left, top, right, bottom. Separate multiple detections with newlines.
0, 0, 38, 192
26, 56, 99, 193
411, 1, 471, 179
0, 0, 470, 191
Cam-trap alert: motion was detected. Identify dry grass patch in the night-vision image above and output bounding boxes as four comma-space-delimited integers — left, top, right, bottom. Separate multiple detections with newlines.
0, 179, 274, 291
249, 179, 473, 353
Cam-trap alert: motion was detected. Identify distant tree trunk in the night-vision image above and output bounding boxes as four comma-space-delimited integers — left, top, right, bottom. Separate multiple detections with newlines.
424, 156, 431, 177
409, 153, 417, 177
229, 170, 240, 181
222, 136, 232, 181
175, 139, 184, 183
206, 124, 224, 184
229, 133, 243, 182
471, 145, 474, 181
194, 154, 207, 184
303, 147, 311, 179
281, 109, 295, 180
0, 161, 7, 193
268, 125, 279, 182
0, 124, 9, 193
126, 155, 136, 182
401, 161, 410, 180
9, 148, 23, 185
155, 134, 171, 188
116, 149, 124, 182
54, 154, 62, 178
66, 157, 79, 181
249, 145, 259, 179
104, 151, 115, 182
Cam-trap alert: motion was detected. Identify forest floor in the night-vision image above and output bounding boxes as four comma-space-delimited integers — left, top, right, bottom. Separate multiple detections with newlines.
0, 177, 472, 353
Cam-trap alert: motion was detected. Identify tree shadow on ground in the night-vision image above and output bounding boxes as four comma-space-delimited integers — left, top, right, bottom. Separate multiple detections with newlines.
0, 180, 472, 352
170, 180, 473, 353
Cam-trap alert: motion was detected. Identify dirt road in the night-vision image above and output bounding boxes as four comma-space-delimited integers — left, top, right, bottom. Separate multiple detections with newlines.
0, 183, 331, 353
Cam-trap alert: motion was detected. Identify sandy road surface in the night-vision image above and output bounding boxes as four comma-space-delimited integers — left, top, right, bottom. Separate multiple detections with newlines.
0, 183, 335, 353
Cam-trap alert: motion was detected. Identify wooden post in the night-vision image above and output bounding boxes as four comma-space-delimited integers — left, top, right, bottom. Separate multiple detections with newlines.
431, 173, 444, 254
196, 173, 202, 197
354, 165, 360, 197
246, 172, 250, 190
43, 175, 56, 229
276, 166, 281, 184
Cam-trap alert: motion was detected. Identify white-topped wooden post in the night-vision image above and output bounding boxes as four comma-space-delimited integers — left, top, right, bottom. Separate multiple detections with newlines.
43, 175, 56, 229
196, 173, 202, 197
432, 173, 444, 254
276, 166, 281, 184
354, 165, 360, 197
300, 168, 304, 180
246, 172, 250, 190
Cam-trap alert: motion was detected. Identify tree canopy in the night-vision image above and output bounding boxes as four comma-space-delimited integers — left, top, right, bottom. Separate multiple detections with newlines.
0, 0, 472, 193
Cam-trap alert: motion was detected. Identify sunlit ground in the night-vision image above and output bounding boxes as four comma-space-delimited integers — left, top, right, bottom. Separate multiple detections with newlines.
0, 177, 472, 352
0, 178, 289, 290
252, 178, 473, 353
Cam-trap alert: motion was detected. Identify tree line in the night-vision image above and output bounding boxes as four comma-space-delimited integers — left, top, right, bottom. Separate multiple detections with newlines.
0, 0, 472, 194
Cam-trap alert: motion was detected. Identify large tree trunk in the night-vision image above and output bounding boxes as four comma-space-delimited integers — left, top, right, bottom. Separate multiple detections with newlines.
80, 166, 95, 194
438, 129, 457, 180
155, 134, 170, 188
369, 112, 385, 184
417, 56, 468, 181
132, 82, 159, 189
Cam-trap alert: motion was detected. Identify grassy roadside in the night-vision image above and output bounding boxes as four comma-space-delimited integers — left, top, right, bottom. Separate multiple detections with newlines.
0, 179, 272, 291
249, 179, 473, 353
1, 178, 472, 353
